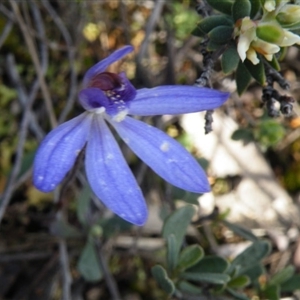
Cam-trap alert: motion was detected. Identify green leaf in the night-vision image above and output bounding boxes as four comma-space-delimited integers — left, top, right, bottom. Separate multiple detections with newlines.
230, 241, 271, 276
242, 264, 264, 282
192, 15, 233, 37
177, 245, 204, 271
262, 285, 280, 300
226, 288, 251, 300
231, 128, 254, 144
50, 218, 82, 238
77, 241, 103, 282
281, 274, 300, 292
232, 0, 252, 22
98, 215, 132, 239
151, 265, 175, 295
268, 55, 281, 71
181, 272, 231, 285
208, 26, 234, 44
268, 265, 295, 286
188, 256, 229, 274
178, 280, 202, 294
171, 187, 199, 205
281, 20, 300, 30
236, 60, 252, 95
162, 205, 195, 256
77, 186, 92, 226
244, 58, 266, 85
255, 119, 285, 148
167, 234, 178, 272
206, 0, 234, 15
249, 0, 261, 18
207, 40, 224, 51
228, 275, 250, 288
17, 150, 35, 180
222, 45, 240, 74
222, 220, 258, 242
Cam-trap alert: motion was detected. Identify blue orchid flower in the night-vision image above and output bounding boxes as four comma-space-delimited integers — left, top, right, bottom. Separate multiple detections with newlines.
33, 45, 229, 226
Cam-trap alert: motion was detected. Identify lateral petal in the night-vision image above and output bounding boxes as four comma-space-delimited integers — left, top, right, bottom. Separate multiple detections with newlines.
112, 116, 210, 193
85, 116, 148, 226
33, 113, 92, 192
83, 45, 134, 87
128, 86, 229, 116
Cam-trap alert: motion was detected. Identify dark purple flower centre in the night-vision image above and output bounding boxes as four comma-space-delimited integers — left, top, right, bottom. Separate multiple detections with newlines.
89, 72, 123, 91
79, 70, 136, 118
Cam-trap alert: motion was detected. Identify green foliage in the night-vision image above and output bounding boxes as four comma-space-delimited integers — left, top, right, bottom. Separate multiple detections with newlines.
228, 275, 250, 288
268, 265, 295, 286
153, 206, 299, 299
236, 60, 252, 95
232, 0, 252, 22
177, 245, 204, 271
192, 15, 233, 37
50, 218, 82, 238
171, 187, 199, 205
151, 265, 175, 295
208, 26, 234, 44
227, 288, 251, 300
77, 240, 103, 282
188, 256, 229, 274
255, 119, 286, 148
229, 241, 271, 276
166, 234, 178, 272
262, 284, 280, 300
243, 58, 266, 85
231, 128, 255, 144
177, 280, 202, 294
222, 219, 258, 242
181, 272, 231, 285
206, 0, 234, 15
162, 205, 195, 256
249, 0, 261, 18
281, 274, 300, 292
222, 45, 240, 74
166, 3, 199, 41
76, 186, 92, 227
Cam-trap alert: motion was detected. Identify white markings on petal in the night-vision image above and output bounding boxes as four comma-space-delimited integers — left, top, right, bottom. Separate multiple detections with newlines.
160, 141, 170, 152
94, 107, 106, 114
112, 109, 129, 122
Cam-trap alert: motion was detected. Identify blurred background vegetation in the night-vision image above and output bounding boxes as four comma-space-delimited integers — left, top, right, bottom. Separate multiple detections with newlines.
1, 0, 300, 299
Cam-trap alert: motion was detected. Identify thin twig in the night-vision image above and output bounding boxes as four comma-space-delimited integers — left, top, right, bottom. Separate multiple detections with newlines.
137, 0, 165, 62
41, 0, 77, 123
0, 251, 52, 262
9, 0, 57, 128
0, 3, 15, 21
95, 239, 122, 300
59, 234, 72, 300
136, 0, 166, 87
6, 53, 45, 140
0, 19, 13, 49
0, 55, 36, 224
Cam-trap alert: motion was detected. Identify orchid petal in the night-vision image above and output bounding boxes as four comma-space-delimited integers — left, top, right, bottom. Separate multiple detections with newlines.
128, 86, 229, 116
83, 45, 134, 87
33, 113, 92, 192
79, 88, 110, 111
112, 116, 210, 193
85, 116, 148, 226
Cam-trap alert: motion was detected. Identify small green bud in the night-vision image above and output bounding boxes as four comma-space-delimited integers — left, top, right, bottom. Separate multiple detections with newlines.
256, 22, 284, 44
90, 225, 103, 238
277, 5, 300, 25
